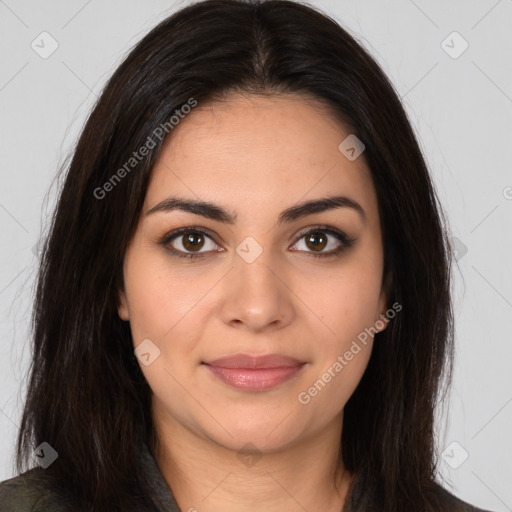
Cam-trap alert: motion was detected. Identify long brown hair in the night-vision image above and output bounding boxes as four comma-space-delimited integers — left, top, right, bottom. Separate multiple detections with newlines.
15, 1, 455, 510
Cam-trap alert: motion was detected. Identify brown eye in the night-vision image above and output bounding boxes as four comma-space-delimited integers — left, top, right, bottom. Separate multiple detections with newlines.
182, 232, 206, 252
304, 231, 328, 252
164, 229, 220, 258
161, 225, 354, 260
291, 227, 353, 258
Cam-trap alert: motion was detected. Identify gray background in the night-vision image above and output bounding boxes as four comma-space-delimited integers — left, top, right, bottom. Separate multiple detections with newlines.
0, 0, 511, 510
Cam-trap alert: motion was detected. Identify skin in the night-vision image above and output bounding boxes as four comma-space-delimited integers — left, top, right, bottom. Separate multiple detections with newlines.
118, 93, 389, 512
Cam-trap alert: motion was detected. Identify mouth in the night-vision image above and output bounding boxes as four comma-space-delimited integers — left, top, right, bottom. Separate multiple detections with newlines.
201, 353, 307, 392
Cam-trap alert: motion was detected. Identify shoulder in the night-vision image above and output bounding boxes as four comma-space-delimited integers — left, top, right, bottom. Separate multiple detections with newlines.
0, 468, 71, 512
432, 481, 495, 512
347, 475, 495, 512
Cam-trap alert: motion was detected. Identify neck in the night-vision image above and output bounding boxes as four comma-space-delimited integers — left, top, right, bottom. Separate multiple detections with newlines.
151, 403, 354, 512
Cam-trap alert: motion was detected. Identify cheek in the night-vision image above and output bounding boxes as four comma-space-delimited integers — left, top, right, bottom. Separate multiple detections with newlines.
125, 262, 210, 410
299, 282, 376, 414
123, 251, 210, 343
301, 259, 382, 401
314, 342, 373, 414
316, 264, 384, 347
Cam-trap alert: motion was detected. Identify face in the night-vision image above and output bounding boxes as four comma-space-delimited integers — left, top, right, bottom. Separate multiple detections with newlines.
118, 93, 389, 454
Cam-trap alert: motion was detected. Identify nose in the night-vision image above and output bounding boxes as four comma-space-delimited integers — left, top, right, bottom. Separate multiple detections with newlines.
218, 248, 295, 333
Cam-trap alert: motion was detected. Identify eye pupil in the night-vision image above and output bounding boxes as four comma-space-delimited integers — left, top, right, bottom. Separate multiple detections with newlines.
306, 232, 327, 252
183, 232, 204, 251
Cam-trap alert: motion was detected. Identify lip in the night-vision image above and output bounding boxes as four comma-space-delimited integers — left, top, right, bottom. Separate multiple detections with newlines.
203, 353, 305, 369
202, 353, 307, 391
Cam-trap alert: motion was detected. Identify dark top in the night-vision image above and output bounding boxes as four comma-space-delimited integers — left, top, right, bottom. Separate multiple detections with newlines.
0, 442, 494, 511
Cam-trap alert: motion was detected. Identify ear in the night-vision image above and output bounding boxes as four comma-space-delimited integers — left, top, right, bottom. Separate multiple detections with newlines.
117, 285, 130, 321
376, 270, 393, 333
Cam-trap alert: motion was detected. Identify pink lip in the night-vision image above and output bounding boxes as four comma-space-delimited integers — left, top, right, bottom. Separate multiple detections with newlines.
202, 354, 306, 391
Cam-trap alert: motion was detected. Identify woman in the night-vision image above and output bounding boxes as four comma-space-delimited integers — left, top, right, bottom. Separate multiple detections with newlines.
0, 0, 495, 510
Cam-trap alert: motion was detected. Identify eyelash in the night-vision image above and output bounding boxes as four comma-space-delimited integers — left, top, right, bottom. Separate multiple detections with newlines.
159, 225, 356, 260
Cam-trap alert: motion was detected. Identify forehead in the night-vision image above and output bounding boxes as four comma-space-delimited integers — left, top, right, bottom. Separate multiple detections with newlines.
145, 93, 378, 225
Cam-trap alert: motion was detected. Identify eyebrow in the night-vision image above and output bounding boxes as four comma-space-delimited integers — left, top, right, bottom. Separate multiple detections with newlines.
146, 194, 366, 225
